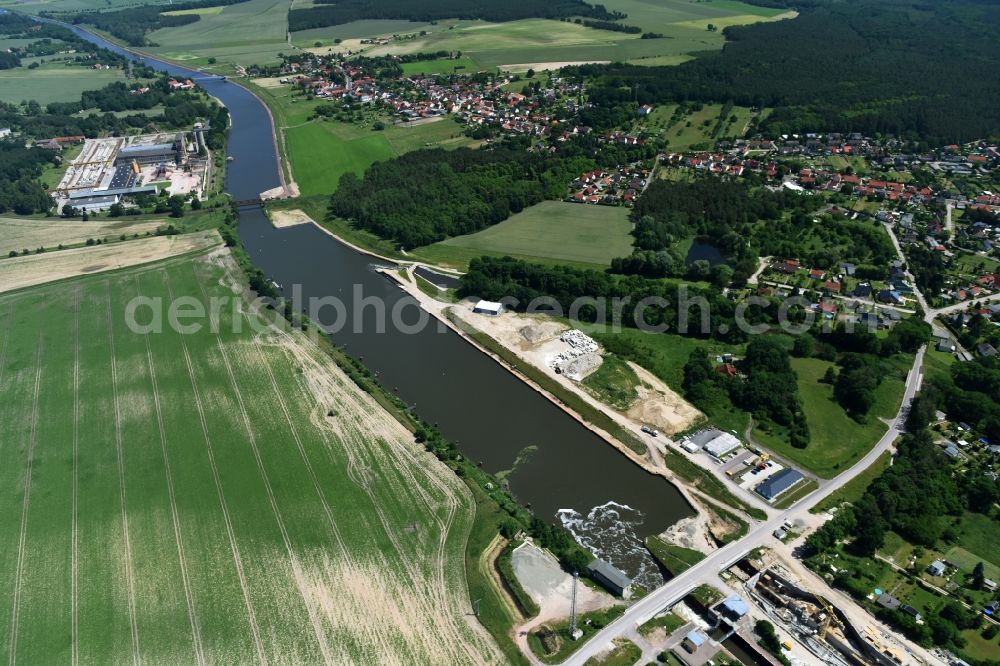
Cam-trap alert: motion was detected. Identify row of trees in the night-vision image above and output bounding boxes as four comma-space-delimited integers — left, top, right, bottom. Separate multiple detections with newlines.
289, 0, 624, 31
571, 0, 1000, 144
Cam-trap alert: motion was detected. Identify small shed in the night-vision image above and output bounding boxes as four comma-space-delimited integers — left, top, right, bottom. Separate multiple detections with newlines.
587, 558, 632, 598
682, 630, 707, 653
472, 300, 503, 316
718, 596, 748, 621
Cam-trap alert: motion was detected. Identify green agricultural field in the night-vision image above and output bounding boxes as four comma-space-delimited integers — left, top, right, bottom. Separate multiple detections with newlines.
753, 356, 908, 478
0, 251, 502, 663
400, 56, 482, 75
413, 201, 634, 270
144, 0, 291, 67
0, 62, 124, 105
305, 0, 792, 69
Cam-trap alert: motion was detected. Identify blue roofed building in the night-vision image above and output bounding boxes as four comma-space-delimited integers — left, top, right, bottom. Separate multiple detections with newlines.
717, 596, 748, 622
755, 468, 804, 501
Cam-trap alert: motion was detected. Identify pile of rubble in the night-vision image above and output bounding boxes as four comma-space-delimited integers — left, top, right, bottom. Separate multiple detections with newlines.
550, 329, 602, 380
561, 329, 598, 352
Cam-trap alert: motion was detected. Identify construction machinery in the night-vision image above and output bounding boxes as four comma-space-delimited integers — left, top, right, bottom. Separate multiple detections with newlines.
754, 452, 770, 470
815, 594, 838, 638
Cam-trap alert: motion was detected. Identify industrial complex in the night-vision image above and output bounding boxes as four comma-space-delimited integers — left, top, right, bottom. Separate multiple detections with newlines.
52, 128, 211, 212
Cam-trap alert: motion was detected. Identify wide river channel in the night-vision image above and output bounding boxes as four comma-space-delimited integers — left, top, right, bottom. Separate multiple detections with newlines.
65, 23, 693, 587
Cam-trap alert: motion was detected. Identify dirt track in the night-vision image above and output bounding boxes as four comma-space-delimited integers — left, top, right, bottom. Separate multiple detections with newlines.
0, 231, 220, 294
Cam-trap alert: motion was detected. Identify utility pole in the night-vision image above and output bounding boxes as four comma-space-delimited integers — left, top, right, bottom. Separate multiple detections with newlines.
569, 572, 582, 640
473, 598, 481, 617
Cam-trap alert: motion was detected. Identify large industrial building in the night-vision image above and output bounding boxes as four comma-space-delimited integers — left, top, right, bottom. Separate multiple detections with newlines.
113, 133, 185, 166
53, 130, 207, 212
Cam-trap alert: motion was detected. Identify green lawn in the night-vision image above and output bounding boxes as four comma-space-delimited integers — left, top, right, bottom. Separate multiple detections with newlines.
954, 512, 1000, 567
753, 356, 908, 478
638, 610, 685, 637
812, 451, 892, 513
584, 638, 640, 666
0, 251, 500, 662
646, 536, 704, 576
413, 201, 634, 270
639, 103, 759, 150
252, 80, 476, 197
0, 62, 124, 105
286, 122, 396, 197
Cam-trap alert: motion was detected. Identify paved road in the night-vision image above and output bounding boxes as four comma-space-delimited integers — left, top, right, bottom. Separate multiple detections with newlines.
554, 346, 926, 666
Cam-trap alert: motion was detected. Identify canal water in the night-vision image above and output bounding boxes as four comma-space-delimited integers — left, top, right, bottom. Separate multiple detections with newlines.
66, 23, 694, 585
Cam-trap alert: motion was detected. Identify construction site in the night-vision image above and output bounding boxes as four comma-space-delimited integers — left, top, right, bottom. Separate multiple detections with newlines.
730, 555, 914, 666
52, 128, 211, 212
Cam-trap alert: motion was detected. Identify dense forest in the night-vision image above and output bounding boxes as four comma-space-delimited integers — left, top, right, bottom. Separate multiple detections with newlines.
289, 0, 624, 32
59, 0, 253, 46
573, 0, 1000, 143
329, 146, 594, 248
0, 142, 59, 215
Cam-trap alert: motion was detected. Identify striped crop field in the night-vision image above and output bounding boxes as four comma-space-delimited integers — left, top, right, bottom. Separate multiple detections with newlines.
0, 249, 502, 663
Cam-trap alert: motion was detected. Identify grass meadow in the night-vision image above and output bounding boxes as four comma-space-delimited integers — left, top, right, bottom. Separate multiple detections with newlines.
412, 201, 634, 270
0, 251, 501, 663
252, 79, 478, 196
753, 356, 908, 478
0, 62, 124, 105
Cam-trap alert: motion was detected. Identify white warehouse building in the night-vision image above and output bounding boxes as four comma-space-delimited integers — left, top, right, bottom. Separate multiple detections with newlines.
702, 431, 742, 459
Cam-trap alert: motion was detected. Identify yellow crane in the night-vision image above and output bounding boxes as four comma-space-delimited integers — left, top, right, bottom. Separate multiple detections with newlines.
815, 594, 838, 638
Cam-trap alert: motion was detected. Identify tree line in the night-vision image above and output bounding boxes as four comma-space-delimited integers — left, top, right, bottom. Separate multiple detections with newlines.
570, 0, 1000, 144
289, 0, 625, 32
